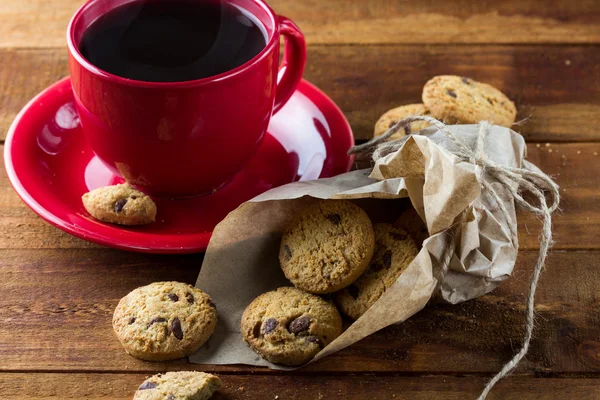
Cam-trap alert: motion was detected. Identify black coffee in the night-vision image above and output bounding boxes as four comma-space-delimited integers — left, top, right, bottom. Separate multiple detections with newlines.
79, 0, 267, 82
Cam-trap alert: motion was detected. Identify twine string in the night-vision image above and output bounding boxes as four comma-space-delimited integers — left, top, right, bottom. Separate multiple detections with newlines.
349, 117, 560, 400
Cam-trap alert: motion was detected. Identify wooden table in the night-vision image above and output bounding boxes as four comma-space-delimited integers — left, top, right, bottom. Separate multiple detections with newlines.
1, 1, 600, 398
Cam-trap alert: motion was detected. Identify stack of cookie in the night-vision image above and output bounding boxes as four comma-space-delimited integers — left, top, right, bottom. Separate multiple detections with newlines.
374, 75, 517, 140
240, 199, 422, 366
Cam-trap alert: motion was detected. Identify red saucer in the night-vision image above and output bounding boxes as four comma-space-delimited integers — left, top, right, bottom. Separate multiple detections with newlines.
5, 77, 354, 254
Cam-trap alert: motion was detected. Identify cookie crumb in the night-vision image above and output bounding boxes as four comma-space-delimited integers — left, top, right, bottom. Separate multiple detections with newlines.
565, 60, 571, 65
536, 143, 541, 148
545, 143, 551, 147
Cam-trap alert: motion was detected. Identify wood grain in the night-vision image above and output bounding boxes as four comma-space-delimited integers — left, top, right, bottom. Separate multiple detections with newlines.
0, 0, 598, 397
306, 45, 600, 142
2, 142, 599, 250
2, 46, 600, 142
0, 49, 68, 142
1, 373, 599, 399
1, 0, 600, 47
0, 248, 598, 374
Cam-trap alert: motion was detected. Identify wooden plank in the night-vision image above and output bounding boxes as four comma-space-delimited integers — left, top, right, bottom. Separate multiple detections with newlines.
304, 45, 600, 142
1, 0, 600, 47
0, 49, 68, 143
1, 142, 599, 250
0, 248, 598, 374
2, 46, 600, 143
1, 373, 599, 399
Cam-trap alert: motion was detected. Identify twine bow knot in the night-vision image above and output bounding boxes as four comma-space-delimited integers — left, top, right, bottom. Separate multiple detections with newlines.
350, 116, 560, 400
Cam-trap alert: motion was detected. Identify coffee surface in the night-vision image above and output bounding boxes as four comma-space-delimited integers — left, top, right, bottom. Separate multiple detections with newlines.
79, 0, 267, 82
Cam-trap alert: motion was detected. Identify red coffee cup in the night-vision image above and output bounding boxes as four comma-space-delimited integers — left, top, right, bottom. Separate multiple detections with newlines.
67, 0, 306, 197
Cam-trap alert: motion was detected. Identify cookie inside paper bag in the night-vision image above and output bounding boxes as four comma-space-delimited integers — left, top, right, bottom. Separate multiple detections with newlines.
191, 124, 524, 369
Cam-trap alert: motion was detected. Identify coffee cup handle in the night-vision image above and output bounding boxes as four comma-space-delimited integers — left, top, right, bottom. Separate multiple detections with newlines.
272, 16, 307, 114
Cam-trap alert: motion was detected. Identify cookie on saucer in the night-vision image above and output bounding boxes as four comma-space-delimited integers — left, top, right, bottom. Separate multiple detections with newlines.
133, 371, 221, 400
241, 287, 342, 366
279, 200, 375, 294
422, 75, 517, 127
335, 224, 418, 320
374, 103, 432, 140
82, 183, 156, 225
113, 281, 217, 361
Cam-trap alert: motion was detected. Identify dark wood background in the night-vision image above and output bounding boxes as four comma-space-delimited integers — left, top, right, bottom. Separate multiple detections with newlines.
1, 0, 599, 398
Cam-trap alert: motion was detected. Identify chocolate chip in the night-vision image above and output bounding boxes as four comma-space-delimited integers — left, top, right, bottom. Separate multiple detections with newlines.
501, 101, 505, 106
383, 250, 393, 268
487, 98, 494, 105
209, 301, 216, 309
404, 125, 412, 136
461, 77, 471, 84
348, 284, 360, 300
252, 321, 262, 338
186, 293, 194, 304
167, 395, 175, 400
326, 214, 342, 225
306, 336, 324, 349
284, 245, 293, 260
114, 198, 127, 213
128, 317, 136, 325
138, 381, 157, 390
167, 293, 179, 302
390, 231, 407, 240
388, 121, 397, 129
288, 316, 311, 335
262, 318, 278, 335
171, 318, 183, 340
447, 89, 457, 98
131, 195, 138, 200
147, 317, 167, 328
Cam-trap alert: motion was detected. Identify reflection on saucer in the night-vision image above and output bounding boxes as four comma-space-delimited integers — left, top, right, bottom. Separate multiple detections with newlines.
269, 92, 328, 180
37, 102, 80, 155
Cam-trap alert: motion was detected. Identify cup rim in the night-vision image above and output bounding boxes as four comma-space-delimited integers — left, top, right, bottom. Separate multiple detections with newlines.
67, 0, 279, 88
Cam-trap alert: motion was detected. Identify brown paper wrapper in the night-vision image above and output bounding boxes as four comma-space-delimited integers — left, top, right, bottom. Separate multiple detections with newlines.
191, 124, 526, 368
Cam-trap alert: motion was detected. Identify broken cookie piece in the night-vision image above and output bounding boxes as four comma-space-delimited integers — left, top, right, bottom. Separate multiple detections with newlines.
133, 371, 221, 400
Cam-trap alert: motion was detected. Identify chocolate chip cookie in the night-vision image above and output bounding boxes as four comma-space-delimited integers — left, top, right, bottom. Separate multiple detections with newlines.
133, 371, 221, 400
422, 75, 517, 127
113, 282, 217, 361
335, 224, 418, 320
279, 200, 375, 294
374, 103, 432, 140
82, 183, 156, 225
241, 287, 342, 366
